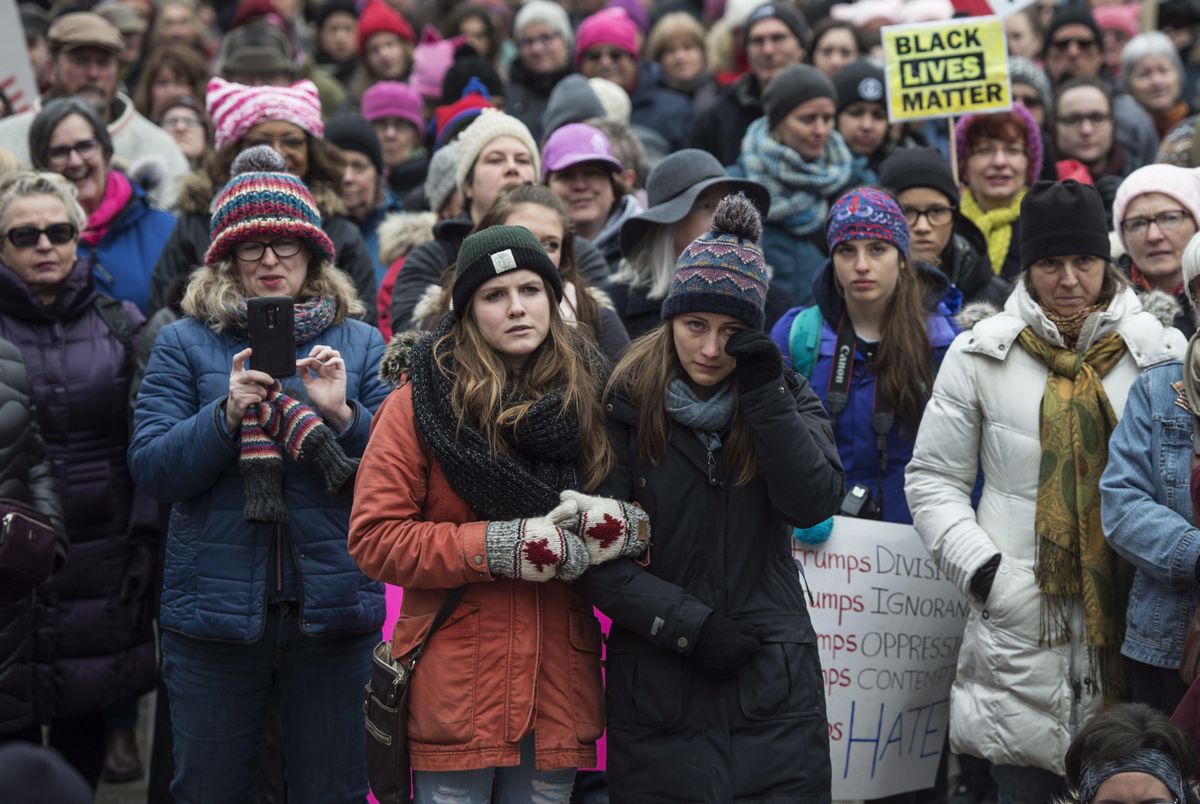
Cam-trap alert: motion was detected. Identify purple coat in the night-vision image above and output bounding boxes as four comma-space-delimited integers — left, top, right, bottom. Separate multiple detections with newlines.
0, 258, 154, 718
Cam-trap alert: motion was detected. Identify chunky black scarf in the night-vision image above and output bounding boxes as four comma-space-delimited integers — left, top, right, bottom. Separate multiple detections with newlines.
408, 314, 583, 520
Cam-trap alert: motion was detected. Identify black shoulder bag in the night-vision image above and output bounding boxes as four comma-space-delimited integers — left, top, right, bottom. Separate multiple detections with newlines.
364, 586, 467, 803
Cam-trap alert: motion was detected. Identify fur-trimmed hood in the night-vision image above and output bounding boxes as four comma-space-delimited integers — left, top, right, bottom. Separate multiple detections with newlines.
379, 329, 426, 386
954, 288, 1181, 332
377, 211, 438, 268
175, 170, 348, 220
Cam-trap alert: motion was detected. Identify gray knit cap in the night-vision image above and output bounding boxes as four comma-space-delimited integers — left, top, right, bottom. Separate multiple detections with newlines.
762, 64, 837, 130
1009, 57, 1053, 120
425, 139, 462, 215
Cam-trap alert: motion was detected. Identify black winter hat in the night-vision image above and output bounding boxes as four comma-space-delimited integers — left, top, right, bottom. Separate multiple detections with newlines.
454, 225, 564, 317
744, 3, 812, 52
1043, 6, 1103, 54
833, 58, 886, 113
313, 0, 356, 28
1019, 180, 1110, 268
325, 113, 384, 175
442, 43, 505, 110
762, 64, 836, 130
878, 147, 960, 206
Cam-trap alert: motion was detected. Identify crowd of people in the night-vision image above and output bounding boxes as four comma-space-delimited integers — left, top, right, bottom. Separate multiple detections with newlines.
9, 0, 1200, 803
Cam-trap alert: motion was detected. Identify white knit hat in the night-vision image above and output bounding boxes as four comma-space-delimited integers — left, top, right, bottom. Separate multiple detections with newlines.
1113, 164, 1200, 254
454, 109, 541, 192
587, 77, 631, 125
514, 0, 573, 49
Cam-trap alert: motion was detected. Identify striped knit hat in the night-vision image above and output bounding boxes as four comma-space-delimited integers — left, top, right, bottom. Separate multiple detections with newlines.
826, 186, 910, 258
661, 193, 769, 330
207, 77, 324, 151
205, 146, 335, 266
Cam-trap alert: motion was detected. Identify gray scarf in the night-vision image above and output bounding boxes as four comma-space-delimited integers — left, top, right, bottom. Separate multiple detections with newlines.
664, 378, 734, 452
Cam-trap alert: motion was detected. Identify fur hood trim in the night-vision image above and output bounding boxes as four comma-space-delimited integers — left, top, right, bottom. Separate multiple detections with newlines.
379, 330, 427, 385
378, 211, 438, 268
956, 301, 1001, 331
1139, 289, 1182, 329
176, 170, 347, 219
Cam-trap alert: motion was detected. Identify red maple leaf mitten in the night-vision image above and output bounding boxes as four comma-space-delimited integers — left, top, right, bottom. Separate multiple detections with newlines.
484, 499, 589, 582
559, 491, 650, 566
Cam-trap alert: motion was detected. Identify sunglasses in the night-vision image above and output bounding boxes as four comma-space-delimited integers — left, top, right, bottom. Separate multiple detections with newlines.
3, 223, 79, 248
1050, 36, 1098, 52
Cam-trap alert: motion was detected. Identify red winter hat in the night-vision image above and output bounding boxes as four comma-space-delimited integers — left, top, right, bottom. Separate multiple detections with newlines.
433, 92, 495, 147
357, 0, 416, 57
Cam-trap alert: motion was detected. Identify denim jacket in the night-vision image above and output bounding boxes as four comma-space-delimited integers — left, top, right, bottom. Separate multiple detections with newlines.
1100, 361, 1200, 669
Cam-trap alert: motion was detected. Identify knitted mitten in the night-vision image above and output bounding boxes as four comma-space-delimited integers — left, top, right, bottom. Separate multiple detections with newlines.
240, 405, 287, 523
260, 390, 358, 495
559, 490, 649, 566
485, 499, 588, 582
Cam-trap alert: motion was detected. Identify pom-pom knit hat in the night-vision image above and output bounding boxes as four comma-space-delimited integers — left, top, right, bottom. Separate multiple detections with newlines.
826, 186, 910, 258
207, 77, 324, 152
205, 145, 335, 266
955, 102, 1043, 188
453, 225, 564, 317
661, 193, 770, 330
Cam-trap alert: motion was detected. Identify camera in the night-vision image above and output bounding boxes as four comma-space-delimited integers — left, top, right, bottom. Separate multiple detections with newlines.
838, 484, 880, 520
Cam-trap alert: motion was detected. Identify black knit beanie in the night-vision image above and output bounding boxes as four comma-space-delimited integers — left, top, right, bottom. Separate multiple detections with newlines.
1043, 6, 1103, 54
1019, 180, 1110, 268
878, 146, 960, 206
744, 3, 812, 52
314, 0, 356, 28
833, 58, 886, 114
442, 43, 505, 110
325, 113, 384, 174
762, 64, 837, 130
453, 225, 564, 317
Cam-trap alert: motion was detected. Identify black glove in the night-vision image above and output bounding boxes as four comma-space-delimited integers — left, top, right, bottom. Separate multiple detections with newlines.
969, 553, 1001, 604
725, 329, 783, 392
690, 612, 762, 680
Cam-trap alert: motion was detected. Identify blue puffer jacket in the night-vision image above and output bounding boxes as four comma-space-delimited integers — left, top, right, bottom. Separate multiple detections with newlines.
359, 191, 406, 287
128, 314, 388, 641
770, 260, 960, 524
83, 176, 176, 314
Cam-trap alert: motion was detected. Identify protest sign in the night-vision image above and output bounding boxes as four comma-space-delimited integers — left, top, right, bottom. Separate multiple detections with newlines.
0, 3, 37, 116
882, 16, 1011, 122
795, 517, 968, 799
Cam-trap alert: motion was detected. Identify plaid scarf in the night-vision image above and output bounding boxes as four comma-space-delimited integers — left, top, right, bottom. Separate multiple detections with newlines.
1017, 326, 1131, 701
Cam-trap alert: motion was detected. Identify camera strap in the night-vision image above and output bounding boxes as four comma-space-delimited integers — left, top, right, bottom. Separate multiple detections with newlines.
827, 315, 894, 517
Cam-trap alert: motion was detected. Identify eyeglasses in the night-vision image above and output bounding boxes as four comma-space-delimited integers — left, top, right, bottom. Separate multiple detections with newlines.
1049, 36, 1098, 52
1121, 209, 1192, 235
2, 223, 79, 248
903, 206, 954, 226
519, 31, 561, 49
234, 237, 303, 263
46, 138, 99, 167
968, 144, 1026, 161
582, 47, 631, 64
1057, 112, 1112, 128
161, 114, 203, 130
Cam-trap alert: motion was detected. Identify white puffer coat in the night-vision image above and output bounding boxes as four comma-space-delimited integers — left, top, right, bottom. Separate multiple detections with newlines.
904, 282, 1185, 774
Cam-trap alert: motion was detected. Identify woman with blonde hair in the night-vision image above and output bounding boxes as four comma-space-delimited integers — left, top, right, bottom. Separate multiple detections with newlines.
350, 223, 647, 802
129, 147, 388, 799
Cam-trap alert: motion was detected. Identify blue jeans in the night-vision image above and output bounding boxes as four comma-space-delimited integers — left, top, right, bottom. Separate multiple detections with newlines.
991, 764, 1065, 804
412, 732, 576, 804
161, 604, 376, 804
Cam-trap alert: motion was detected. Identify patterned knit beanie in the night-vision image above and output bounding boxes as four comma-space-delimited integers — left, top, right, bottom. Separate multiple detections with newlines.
207, 77, 324, 152
205, 145, 335, 266
454, 109, 541, 193
453, 225, 564, 317
826, 186, 910, 258
661, 193, 769, 330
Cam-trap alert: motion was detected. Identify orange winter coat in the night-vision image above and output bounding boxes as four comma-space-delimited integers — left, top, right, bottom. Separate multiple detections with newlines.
348, 381, 604, 772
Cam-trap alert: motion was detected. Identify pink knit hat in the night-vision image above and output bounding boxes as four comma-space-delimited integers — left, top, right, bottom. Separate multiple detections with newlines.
574, 8, 639, 66
207, 77, 324, 152
954, 102, 1044, 188
408, 25, 467, 101
361, 81, 425, 131
1113, 164, 1200, 253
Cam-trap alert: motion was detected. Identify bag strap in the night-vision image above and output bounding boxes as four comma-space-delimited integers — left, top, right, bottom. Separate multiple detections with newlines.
93, 294, 135, 381
406, 586, 467, 671
787, 305, 824, 379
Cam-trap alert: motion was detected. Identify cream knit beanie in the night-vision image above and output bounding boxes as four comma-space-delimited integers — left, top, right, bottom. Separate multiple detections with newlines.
455, 109, 541, 192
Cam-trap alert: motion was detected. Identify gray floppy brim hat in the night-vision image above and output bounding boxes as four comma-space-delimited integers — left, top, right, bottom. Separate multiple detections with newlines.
619, 149, 771, 256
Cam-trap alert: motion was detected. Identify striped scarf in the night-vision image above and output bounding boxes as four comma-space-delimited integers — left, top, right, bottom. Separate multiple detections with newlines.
738, 118, 855, 239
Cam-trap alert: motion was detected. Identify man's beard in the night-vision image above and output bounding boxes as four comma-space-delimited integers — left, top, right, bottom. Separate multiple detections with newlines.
51, 85, 113, 121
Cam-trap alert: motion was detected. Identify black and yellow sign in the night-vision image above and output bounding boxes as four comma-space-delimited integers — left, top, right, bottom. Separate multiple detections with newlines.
881, 17, 1011, 122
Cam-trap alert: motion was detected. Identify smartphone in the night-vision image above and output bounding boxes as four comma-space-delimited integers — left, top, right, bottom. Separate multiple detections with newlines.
247, 296, 296, 379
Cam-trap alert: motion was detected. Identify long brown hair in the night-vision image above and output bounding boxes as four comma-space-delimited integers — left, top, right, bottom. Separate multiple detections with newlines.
437, 282, 613, 490
867, 253, 935, 431
605, 324, 759, 485
132, 45, 211, 119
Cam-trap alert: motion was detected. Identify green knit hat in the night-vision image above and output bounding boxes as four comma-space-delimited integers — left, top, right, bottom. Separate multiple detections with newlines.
453, 225, 564, 317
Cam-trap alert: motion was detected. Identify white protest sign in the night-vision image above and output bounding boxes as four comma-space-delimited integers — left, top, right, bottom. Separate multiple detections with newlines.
794, 517, 968, 799
0, 3, 37, 116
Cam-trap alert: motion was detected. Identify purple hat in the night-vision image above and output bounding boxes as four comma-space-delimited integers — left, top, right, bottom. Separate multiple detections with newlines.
361, 81, 425, 131
955, 102, 1043, 188
540, 123, 624, 181
825, 186, 910, 258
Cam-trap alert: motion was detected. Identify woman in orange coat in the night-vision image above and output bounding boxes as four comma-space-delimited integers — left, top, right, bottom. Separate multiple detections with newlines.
349, 224, 648, 803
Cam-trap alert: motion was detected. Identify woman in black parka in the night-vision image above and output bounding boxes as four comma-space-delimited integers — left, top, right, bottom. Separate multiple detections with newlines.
576, 194, 843, 803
